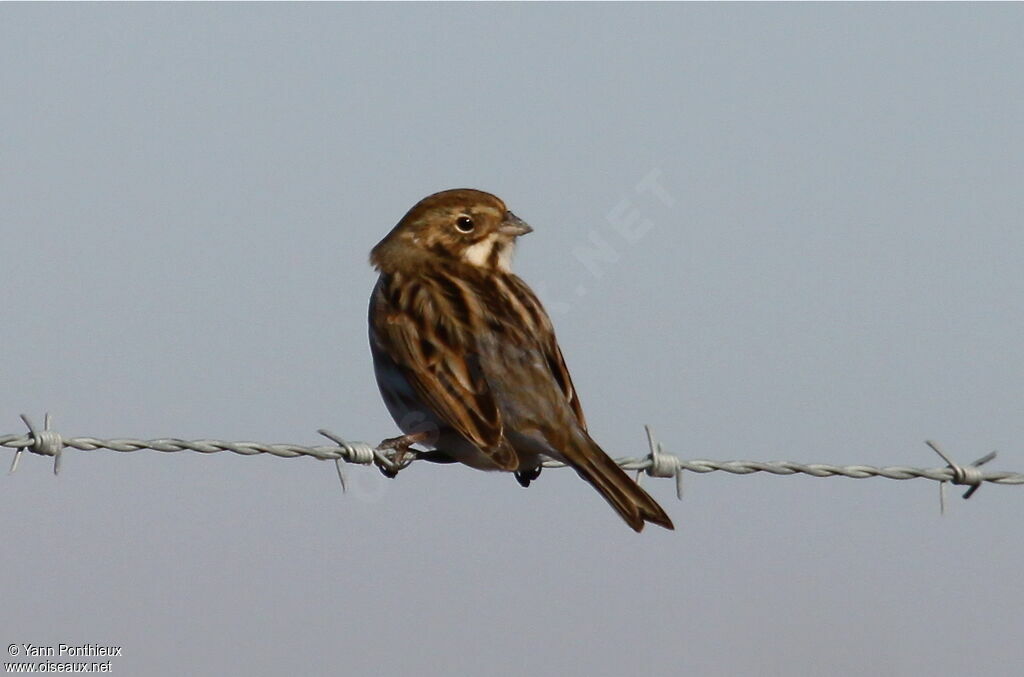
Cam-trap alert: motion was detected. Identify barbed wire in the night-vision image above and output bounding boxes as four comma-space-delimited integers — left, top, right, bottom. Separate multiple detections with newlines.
3, 414, 1022, 512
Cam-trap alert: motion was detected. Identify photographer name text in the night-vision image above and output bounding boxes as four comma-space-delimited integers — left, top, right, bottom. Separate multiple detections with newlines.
11, 645, 121, 658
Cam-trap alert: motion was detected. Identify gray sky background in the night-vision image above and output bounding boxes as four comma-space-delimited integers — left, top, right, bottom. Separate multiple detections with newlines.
2, 4, 1022, 676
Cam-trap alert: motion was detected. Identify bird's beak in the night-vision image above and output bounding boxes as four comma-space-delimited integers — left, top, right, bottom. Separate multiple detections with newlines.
499, 212, 533, 237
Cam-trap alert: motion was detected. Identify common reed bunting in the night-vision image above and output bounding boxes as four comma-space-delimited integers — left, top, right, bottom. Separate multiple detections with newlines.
368, 189, 673, 532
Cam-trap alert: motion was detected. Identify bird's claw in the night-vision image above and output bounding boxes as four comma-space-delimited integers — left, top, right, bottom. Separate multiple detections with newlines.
374, 433, 424, 478
515, 465, 542, 488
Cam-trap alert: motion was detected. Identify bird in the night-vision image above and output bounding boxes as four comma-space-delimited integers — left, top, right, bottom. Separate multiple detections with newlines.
367, 188, 673, 532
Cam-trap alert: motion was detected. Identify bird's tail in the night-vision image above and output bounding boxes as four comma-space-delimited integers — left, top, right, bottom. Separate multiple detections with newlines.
568, 433, 674, 532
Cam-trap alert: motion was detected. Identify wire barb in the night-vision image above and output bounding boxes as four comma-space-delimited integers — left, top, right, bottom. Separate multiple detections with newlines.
925, 440, 997, 514
13, 413, 63, 475
317, 428, 377, 493
642, 425, 683, 499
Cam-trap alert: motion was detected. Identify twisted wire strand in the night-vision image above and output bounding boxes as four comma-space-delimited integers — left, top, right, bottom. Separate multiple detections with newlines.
0, 434, 369, 462
4, 422, 1022, 492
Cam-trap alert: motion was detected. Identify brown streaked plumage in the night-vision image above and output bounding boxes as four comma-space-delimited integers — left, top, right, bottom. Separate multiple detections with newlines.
368, 188, 673, 532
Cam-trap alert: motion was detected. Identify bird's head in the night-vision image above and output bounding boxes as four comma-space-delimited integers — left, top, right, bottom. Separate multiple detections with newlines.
370, 189, 533, 274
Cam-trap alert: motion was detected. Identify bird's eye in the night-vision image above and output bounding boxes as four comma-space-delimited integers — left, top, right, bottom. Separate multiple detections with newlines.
455, 215, 475, 233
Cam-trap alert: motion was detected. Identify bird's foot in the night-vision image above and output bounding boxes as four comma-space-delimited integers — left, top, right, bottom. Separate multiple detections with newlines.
375, 432, 429, 478
514, 465, 542, 488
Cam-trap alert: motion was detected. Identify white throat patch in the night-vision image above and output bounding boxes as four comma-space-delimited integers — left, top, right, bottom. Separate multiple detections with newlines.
463, 235, 515, 272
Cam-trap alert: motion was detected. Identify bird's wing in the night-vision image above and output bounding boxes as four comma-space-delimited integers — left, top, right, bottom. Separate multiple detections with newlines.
504, 275, 588, 429
370, 276, 518, 470
545, 338, 587, 430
